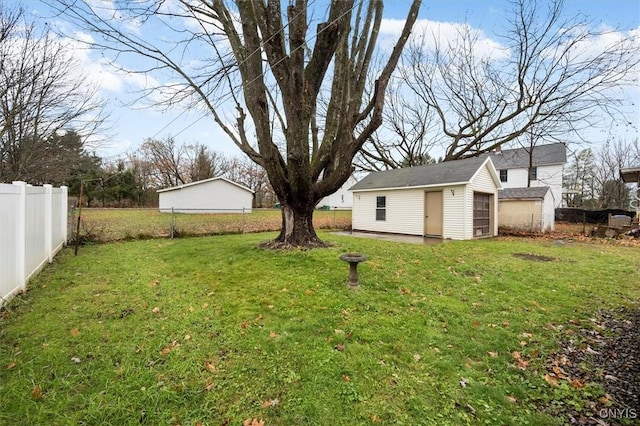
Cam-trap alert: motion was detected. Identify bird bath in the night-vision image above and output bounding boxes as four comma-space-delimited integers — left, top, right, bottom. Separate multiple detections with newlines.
339, 253, 367, 288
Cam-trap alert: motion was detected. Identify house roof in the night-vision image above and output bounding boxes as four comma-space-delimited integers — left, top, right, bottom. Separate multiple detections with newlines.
350, 156, 496, 191
499, 186, 550, 200
157, 177, 254, 194
489, 143, 567, 169
620, 167, 640, 184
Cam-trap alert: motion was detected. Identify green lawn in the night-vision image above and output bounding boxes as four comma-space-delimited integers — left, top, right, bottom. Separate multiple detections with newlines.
76, 208, 351, 242
1, 233, 638, 425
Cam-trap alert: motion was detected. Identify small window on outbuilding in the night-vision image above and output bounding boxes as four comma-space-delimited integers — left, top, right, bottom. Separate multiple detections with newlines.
499, 169, 508, 182
529, 167, 537, 181
376, 196, 386, 221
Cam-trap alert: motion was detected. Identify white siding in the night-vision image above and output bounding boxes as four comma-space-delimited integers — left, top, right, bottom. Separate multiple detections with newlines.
542, 189, 555, 231
317, 176, 357, 209
469, 164, 500, 237
442, 185, 467, 240
352, 189, 424, 235
159, 179, 253, 213
499, 164, 563, 208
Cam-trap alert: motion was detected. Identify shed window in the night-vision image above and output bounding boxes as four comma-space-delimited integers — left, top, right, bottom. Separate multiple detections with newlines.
529, 167, 537, 181
376, 196, 386, 221
499, 169, 508, 182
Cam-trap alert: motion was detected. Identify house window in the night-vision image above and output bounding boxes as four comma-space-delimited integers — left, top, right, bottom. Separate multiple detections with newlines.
499, 169, 508, 182
473, 193, 491, 236
376, 196, 386, 221
529, 167, 537, 181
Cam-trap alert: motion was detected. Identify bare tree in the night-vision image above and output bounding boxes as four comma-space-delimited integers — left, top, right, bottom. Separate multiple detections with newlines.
137, 137, 188, 188
355, 83, 439, 171
225, 157, 275, 208
387, 0, 638, 164
50, 0, 422, 247
0, 3, 108, 183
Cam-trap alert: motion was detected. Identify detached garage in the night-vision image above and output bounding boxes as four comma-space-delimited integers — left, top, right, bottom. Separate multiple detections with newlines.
158, 177, 253, 213
498, 187, 554, 232
350, 157, 501, 240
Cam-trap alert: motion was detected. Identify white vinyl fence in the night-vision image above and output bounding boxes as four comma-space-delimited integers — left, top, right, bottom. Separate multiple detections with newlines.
0, 181, 68, 307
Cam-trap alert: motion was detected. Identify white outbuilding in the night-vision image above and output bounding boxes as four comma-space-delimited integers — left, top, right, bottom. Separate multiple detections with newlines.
157, 177, 254, 213
350, 156, 502, 240
498, 186, 555, 232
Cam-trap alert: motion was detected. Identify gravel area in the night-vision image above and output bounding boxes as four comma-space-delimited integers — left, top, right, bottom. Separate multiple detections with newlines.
543, 306, 639, 425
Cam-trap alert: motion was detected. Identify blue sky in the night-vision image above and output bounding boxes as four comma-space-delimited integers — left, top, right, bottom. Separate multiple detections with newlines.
29, 0, 640, 161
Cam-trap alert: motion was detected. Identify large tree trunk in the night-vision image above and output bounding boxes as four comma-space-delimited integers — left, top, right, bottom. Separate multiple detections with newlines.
267, 202, 326, 249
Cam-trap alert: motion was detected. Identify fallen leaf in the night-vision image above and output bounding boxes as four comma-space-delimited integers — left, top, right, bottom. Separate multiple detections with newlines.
370, 415, 381, 423
544, 374, 559, 387
205, 362, 216, 372
205, 382, 214, 391
413, 354, 421, 362
502, 321, 510, 328
262, 398, 279, 408
598, 395, 610, 405
335, 343, 345, 352
506, 395, 517, 404
184, 335, 191, 341
269, 331, 278, 338
511, 351, 521, 360
487, 351, 498, 358
459, 378, 469, 388
334, 329, 344, 335
160, 346, 172, 356
530, 349, 539, 358
255, 314, 263, 321
152, 307, 161, 314
70, 328, 80, 337
552, 366, 568, 379
522, 332, 533, 338
202, 302, 209, 309
241, 322, 248, 329
571, 378, 586, 389
188, 306, 195, 312
149, 279, 159, 287
342, 374, 350, 382
517, 358, 529, 370
305, 289, 313, 295
519, 340, 528, 346
243, 418, 264, 426
6, 362, 16, 370
71, 356, 81, 364
31, 386, 43, 399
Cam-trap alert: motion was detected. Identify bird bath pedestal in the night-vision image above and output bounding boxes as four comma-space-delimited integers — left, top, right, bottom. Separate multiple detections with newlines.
339, 253, 367, 289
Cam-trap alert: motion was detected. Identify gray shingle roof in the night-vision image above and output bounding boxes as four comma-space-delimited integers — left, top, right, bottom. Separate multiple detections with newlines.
498, 186, 550, 200
489, 143, 566, 169
350, 156, 491, 191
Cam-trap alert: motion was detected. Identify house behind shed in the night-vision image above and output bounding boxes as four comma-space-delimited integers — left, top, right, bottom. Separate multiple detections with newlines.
350, 157, 501, 240
157, 177, 253, 213
498, 187, 554, 232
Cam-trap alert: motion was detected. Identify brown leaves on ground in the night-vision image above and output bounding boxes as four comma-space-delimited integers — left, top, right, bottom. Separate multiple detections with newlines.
70, 328, 80, 337
261, 398, 279, 408
243, 418, 264, 426
511, 351, 529, 370
31, 386, 43, 399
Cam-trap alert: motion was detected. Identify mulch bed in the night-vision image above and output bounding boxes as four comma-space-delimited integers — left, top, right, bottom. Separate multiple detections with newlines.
543, 306, 639, 425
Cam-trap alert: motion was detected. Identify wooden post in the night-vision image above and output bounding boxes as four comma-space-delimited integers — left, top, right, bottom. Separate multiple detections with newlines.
74, 181, 84, 256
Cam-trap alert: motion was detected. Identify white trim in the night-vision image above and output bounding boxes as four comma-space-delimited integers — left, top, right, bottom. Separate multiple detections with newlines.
157, 177, 254, 194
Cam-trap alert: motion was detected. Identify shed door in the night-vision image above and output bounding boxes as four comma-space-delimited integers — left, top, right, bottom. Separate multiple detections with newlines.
424, 191, 443, 237
473, 192, 491, 237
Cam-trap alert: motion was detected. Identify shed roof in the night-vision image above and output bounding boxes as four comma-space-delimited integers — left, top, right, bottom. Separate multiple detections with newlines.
499, 186, 550, 200
489, 143, 567, 169
620, 167, 640, 184
157, 177, 254, 194
350, 156, 494, 191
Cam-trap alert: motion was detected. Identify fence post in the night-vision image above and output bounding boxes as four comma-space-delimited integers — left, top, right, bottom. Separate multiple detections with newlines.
171, 207, 175, 239
242, 207, 245, 234
12, 181, 26, 291
61, 186, 68, 245
44, 184, 53, 263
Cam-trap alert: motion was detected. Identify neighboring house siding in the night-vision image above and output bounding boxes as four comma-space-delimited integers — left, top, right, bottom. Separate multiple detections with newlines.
159, 179, 253, 213
499, 164, 563, 207
318, 176, 357, 209
353, 189, 424, 235
442, 185, 467, 240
